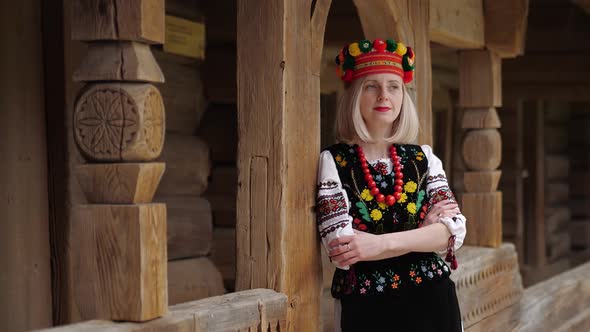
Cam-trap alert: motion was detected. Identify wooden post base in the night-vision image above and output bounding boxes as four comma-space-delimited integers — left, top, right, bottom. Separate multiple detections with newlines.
72, 204, 168, 321
463, 191, 503, 247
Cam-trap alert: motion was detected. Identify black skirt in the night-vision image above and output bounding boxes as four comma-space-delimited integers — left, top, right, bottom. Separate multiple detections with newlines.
340, 277, 462, 332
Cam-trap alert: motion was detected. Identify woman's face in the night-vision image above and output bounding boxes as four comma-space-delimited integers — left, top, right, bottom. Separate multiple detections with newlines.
358, 73, 404, 131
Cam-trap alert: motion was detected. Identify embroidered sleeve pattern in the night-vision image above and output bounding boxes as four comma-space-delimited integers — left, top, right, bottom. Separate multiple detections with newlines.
421, 145, 467, 258
317, 151, 355, 270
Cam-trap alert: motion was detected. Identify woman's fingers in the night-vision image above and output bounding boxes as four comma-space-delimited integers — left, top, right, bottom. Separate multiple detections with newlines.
328, 234, 356, 249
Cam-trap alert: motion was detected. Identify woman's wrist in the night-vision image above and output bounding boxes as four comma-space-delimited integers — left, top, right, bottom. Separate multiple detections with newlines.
382, 232, 405, 256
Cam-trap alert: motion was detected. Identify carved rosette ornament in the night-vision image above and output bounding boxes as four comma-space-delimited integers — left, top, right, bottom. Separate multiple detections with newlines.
74, 84, 165, 162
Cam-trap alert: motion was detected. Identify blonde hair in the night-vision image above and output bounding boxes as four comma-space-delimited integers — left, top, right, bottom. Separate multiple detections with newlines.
334, 76, 419, 144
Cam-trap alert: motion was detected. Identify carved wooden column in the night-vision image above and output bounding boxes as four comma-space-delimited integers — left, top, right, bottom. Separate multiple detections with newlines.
459, 50, 503, 247
70, 0, 168, 322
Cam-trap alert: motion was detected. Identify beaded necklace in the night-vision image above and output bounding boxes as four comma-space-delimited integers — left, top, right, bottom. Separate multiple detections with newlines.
356, 144, 403, 206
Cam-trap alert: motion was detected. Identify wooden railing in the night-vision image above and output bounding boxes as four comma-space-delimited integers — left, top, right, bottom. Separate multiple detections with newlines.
37, 289, 287, 332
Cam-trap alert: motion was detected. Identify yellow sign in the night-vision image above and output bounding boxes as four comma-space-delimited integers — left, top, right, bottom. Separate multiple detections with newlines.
164, 15, 205, 59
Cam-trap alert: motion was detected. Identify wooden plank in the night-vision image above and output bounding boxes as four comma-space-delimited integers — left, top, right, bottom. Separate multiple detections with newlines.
571, 221, 590, 248
157, 195, 213, 260
353, 0, 433, 145
71, 0, 165, 44
74, 42, 164, 82
467, 261, 590, 332
451, 244, 523, 329
429, 0, 485, 49
196, 104, 238, 164
71, 204, 168, 321
547, 231, 571, 262
545, 154, 569, 180
545, 207, 571, 236
459, 50, 502, 108
463, 192, 502, 247
0, 0, 53, 329
523, 101, 546, 266
504, 54, 590, 84
483, 0, 529, 58
167, 257, 225, 305
237, 0, 322, 330
152, 49, 207, 135
211, 227, 236, 288
156, 133, 210, 196
76, 163, 165, 204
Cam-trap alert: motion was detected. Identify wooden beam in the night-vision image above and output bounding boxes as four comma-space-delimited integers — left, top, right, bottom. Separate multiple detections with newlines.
353, 0, 433, 145
429, 0, 485, 49
484, 0, 529, 58
466, 261, 590, 332
459, 50, 502, 108
0, 0, 53, 330
236, 1, 322, 330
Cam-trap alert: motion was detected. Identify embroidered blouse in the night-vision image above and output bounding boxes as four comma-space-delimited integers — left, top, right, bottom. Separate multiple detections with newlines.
316, 143, 467, 298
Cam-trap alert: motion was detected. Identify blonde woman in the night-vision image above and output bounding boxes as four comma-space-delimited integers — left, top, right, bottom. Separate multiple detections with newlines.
317, 39, 466, 331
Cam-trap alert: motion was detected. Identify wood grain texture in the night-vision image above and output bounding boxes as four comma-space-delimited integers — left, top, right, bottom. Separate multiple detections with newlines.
484, 0, 529, 58
157, 195, 213, 260
462, 129, 502, 171
429, 0, 484, 49
74, 42, 164, 82
156, 133, 210, 196
211, 227, 236, 286
73, 83, 165, 162
354, 0, 433, 145
71, 204, 168, 321
237, 0, 322, 330
0, 0, 53, 329
463, 191, 503, 247
77, 162, 164, 203
464, 170, 501, 192
467, 261, 590, 332
167, 257, 225, 305
153, 49, 207, 135
459, 50, 502, 108
461, 108, 501, 129
71, 0, 165, 44
451, 244, 523, 329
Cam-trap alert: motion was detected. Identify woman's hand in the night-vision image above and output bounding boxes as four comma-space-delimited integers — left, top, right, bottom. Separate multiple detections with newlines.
328, 230, 399, 266
421, 200, 460, 227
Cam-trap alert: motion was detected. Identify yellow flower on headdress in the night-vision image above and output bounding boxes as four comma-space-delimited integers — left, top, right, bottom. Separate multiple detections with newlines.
404, 181, 417, 193
370, 209, 383, 221
348, 43, 362, 57
395, 42, 407, 56
407, 202, 417, 215
361, 189, 374, 201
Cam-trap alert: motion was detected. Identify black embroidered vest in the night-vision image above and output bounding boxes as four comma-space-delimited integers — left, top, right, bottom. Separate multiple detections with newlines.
324, 143, 452, 298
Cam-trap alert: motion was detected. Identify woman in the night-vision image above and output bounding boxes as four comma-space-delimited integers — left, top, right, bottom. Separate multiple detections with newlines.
317, 39, 466, 331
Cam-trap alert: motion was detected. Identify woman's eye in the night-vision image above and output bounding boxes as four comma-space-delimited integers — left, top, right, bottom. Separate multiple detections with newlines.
366, 84, 377, 89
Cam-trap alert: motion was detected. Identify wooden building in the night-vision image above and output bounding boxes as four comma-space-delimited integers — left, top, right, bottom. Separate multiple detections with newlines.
1, 0, 589, 331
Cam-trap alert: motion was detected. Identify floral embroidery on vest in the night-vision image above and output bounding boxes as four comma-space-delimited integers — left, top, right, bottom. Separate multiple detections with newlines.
324, 143, 452, 298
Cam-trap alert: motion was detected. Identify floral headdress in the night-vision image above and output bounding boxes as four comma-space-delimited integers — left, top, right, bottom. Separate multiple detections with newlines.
335, 39, 415, 84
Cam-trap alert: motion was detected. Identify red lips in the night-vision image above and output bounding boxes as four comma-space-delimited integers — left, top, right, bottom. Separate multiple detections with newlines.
373, 106, 391, 112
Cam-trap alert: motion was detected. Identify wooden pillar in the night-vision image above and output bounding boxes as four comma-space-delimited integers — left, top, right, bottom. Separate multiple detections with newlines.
69, 0, 168, 322
0, 1, 53, 330
459, 50, 503, 247
354, 0, 433, 145
236, 0, 330, 330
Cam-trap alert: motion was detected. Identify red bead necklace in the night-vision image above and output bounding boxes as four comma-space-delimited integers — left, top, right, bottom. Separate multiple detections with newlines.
356, 145, 404, 206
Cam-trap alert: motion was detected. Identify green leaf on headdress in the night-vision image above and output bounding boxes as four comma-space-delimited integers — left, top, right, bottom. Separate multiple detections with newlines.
386, 39, 397, 52
402, 55, 415, 71
343, 55, 355, 70
359, 39, 372, 53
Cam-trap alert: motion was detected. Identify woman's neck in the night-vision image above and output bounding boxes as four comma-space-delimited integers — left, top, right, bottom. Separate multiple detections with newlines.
356, 141, 391, 161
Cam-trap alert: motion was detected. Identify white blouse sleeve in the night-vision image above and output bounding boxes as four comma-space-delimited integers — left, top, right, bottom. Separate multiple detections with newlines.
317, 150, 355, 270
421, 145, 467, 252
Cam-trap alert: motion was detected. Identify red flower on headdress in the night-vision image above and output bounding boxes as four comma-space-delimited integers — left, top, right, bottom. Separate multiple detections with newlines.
403, 70, 413, 84
373, 39, 387, 52
343, 69, 354, 82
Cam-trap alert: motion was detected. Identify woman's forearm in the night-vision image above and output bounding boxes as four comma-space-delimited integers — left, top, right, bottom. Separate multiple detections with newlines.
381, 223, 451, 257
